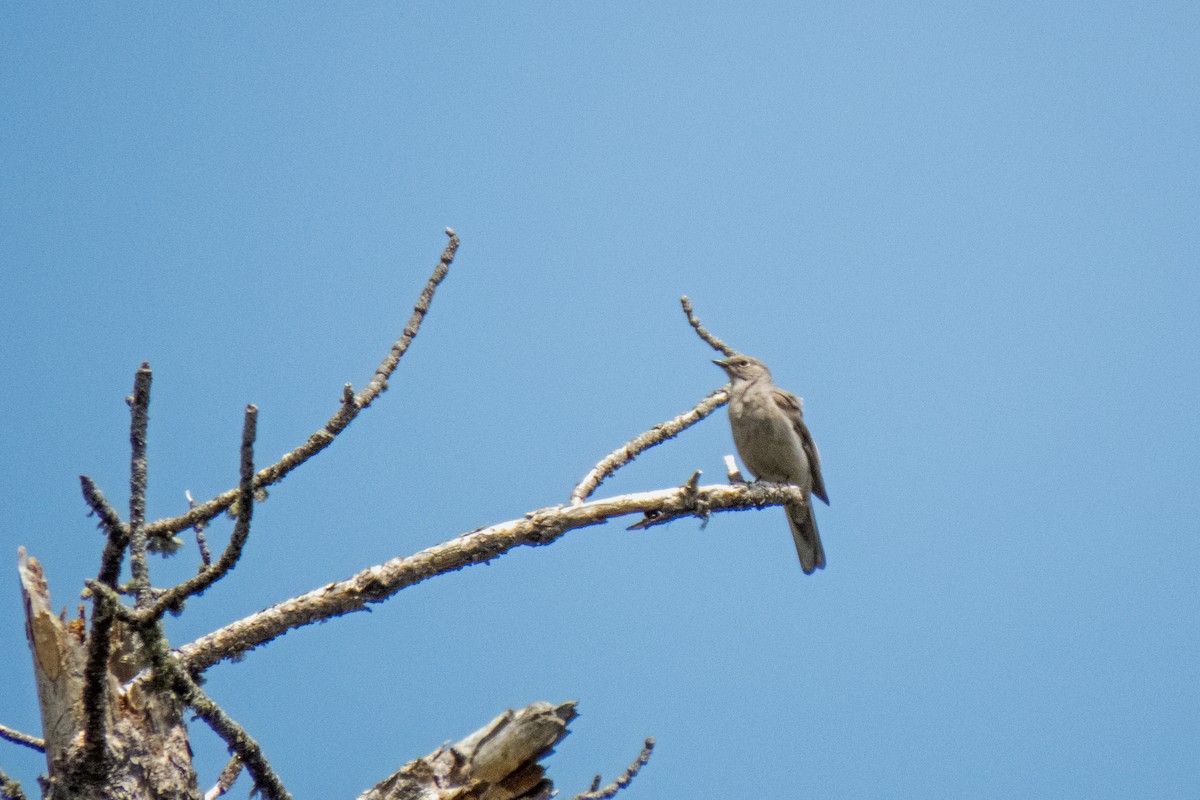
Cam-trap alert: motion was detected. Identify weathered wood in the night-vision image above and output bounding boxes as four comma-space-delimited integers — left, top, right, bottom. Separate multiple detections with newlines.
18, 548, 200, 800
19, 549, 86, 773
358, 702, 578, 800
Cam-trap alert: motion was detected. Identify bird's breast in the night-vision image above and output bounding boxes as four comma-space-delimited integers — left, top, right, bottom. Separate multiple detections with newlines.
728, 394, 810, 488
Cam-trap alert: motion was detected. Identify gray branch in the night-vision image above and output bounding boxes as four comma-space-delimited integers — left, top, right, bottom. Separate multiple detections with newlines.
0, 725, 44, 754
178, 480, 806, 673
137, 406, 258, 621
126, 362, 153, 607
142, 228, 461, 543
680, 295, 737, 356
569, 390, 729, 506
572, 737, 655, 800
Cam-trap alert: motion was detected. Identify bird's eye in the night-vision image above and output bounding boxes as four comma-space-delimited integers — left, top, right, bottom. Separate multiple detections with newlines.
738, 360, 749, 367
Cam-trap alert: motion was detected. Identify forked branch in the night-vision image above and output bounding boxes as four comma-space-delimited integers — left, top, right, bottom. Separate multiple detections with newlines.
569, 390, 729, 505
178, 292, 789, 673
567, 295, 739, 506
137, 406, 258, 621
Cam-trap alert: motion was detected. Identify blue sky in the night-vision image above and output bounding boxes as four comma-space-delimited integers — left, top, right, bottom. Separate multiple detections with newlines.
2, 3, 1197, 797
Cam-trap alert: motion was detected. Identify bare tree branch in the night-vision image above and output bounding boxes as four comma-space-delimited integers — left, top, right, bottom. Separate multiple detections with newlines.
203, 756, 242, 800
680, 295, 736, 356
170, 671, 287, 800
568, 293, 747, 505
127, 362, 153, 608
570, 390, 729, 506
0, 725, 43, 754
139, 621, 289, 800
138, 406, 258, 621
186, 490, 213, 569
143, 229, 461, 543
80, 475, 128, 588
571, 737, 655, 800
178, 480, 806, 673
73, 363, 158, 785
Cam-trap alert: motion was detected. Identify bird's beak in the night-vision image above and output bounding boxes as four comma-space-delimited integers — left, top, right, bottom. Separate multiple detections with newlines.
712, 358, 731, 369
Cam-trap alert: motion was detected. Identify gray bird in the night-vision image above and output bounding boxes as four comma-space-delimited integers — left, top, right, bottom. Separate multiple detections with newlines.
714, 354, 829, 573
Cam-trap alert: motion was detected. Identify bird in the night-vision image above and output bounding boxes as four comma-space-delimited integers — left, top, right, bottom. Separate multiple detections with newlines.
713, 354, 829, 573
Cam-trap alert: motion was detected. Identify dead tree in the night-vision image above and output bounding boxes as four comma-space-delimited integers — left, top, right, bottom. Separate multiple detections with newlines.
3, 230, 811, 800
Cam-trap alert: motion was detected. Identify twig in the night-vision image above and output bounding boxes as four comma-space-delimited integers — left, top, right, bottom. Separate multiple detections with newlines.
357, 229, 459, 409
186, 491, 212, 569
0, 725, 43, 753
138, 407, 258, 621
0, 768, 28, 800
80, 476, 128, 588
680, 295, 736, 356
203, 756, 243, 800
723, 454, 746, 484
180, 676, 288, 800
571, 737, 655, 800
178, 481, 806, 673
569, 390, 729, 505
127, 362, 153, 609
143, 229, 460, 542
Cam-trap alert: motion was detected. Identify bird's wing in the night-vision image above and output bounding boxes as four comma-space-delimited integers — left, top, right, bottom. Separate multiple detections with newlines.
772, 387, 829, 505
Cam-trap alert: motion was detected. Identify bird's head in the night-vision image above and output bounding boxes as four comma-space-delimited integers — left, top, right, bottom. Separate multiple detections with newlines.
712, 354, 772, 384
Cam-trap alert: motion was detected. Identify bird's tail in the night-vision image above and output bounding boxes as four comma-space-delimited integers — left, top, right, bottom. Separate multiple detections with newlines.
786, 501, 825, 575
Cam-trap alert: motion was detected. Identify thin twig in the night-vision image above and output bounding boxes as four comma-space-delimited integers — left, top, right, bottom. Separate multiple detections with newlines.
127, 362, 153, 609
182, 677, 288, 800
203, 756, 243, 800
186, 491, 212, 569
723, 454, 746, 484
178, 481, 806, 673
80, 476, 128, 588
680, 295, 736, 356
569, 390, 729, 505
0, 768, 28, 800
571, 737, 655, 800
138, 407, 257, 621
143, 229, 460, 542
357, 231, 460, 409
0, 725, 43, 753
